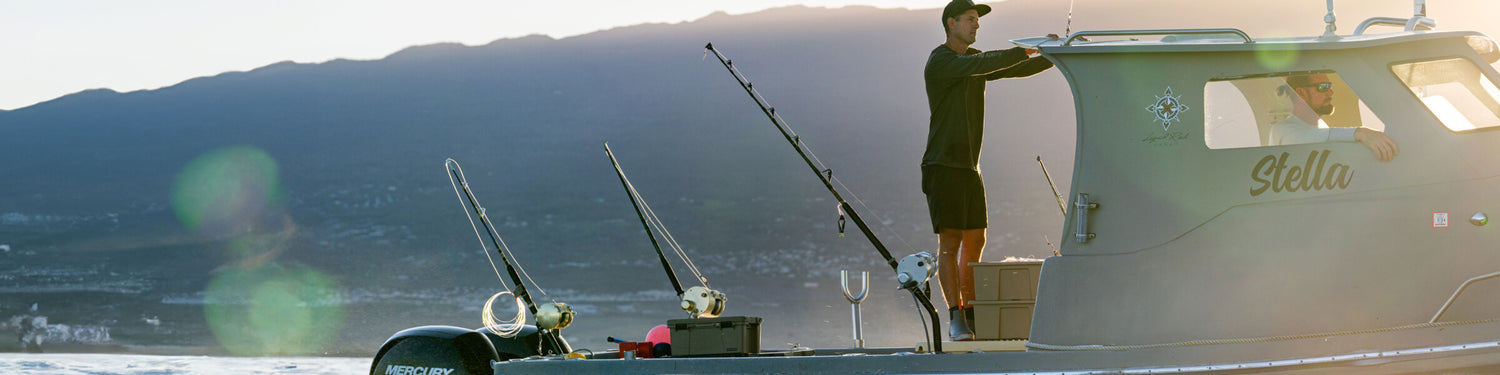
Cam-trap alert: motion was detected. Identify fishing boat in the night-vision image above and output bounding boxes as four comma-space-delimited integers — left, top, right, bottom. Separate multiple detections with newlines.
371, 1, 1500, 373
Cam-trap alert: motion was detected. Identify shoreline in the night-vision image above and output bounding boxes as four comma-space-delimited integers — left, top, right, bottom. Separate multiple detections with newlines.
0, 343, 371, 358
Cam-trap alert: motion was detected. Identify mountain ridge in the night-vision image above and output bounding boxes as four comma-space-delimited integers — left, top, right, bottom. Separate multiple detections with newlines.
3, 0, 1499, 354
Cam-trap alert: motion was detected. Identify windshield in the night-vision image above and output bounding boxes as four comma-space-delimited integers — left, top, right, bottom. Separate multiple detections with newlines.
1391, 58, 1500, 132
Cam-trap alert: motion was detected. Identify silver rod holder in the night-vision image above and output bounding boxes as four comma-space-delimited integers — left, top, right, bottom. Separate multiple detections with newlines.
1073, 193, 1099, 243
841, 270, 869, 348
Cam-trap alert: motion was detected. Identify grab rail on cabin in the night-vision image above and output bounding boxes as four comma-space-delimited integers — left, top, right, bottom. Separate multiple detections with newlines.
1064, 28, 1253, 46
1430, 270, 1500, 323
1354, 16, 1436, 35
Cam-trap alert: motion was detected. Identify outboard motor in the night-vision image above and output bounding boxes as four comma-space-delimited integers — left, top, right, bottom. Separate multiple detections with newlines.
370, 325, 569, 375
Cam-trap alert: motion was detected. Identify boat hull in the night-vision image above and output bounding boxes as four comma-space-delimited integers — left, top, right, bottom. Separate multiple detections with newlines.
489, 320, 1500, 374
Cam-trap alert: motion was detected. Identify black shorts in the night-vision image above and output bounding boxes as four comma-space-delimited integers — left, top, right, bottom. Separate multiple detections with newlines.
922, 165, 987, 233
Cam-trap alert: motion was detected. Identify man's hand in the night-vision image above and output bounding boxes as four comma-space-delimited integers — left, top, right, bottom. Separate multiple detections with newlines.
1354, 127, 1399, 162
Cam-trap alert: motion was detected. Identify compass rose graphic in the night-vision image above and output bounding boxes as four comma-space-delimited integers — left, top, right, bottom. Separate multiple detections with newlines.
1146, 86, 1189, 131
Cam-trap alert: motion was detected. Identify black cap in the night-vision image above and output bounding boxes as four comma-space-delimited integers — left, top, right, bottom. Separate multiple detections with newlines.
942, 0, 992, 24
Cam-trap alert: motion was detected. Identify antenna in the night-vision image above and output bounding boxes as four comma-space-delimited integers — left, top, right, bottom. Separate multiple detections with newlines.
1064, 0, 1076, 38
1320, 0, 1339, 40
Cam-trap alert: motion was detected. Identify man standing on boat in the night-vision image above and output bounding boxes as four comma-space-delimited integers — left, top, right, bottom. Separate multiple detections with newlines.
923, 0, 1055, 341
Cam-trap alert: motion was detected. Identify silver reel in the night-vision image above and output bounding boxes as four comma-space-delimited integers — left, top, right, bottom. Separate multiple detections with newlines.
536, 302, 575, 330
681, 285, 727, 318
896, 252, 937, 290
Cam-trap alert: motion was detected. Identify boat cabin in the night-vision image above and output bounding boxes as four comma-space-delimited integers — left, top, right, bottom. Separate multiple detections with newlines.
1031, 18, 1500, 349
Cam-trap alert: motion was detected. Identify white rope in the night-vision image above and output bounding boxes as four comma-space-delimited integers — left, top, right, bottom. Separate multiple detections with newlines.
481, 291, 526, 338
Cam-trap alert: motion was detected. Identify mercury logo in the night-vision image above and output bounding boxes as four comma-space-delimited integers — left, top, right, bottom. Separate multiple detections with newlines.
385, 365, 456, 375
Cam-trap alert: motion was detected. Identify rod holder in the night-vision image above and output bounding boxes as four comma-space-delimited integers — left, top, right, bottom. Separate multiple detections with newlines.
841, 270, 870, 348
1073, 193, 1099, 243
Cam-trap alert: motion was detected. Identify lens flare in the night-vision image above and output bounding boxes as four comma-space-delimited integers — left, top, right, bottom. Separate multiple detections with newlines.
204, 264, 345, 356
171, 146, 282, 237
1253, 45, 1299, 71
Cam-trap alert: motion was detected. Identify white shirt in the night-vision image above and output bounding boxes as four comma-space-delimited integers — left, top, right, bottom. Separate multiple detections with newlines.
1268, 115, 1356, 146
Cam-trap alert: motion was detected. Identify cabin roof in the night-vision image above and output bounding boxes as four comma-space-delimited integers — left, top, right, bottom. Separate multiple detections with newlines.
1032, 29, 1491, 55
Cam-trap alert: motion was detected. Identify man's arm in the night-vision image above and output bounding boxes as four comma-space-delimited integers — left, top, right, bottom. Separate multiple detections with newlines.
927, 47, 1033, 80
1270, 122, 1400, 162
1354, 128, 1400, 162
983, 56, 1054, 81
1269, 120, 1351, 145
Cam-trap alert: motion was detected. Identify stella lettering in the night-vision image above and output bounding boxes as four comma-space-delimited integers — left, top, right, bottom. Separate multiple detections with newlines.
1249, 150, 1352, 196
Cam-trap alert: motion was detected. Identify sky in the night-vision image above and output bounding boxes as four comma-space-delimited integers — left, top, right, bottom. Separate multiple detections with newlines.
5, 1, 1497, 112
0, 0, 952, 111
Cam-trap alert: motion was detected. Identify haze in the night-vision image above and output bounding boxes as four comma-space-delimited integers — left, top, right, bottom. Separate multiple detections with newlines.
0, 0, 955, 111
6, 1, 1498, 111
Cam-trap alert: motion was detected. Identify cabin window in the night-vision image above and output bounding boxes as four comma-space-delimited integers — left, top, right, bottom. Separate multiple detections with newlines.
1204, 73, 1386, 149
1391, 58, 1500, 132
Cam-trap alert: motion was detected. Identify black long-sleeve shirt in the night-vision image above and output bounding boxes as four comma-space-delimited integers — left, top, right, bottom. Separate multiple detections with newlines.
922, 45, 1054, 170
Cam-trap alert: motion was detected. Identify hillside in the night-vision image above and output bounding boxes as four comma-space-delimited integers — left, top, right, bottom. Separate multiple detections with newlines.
2, 0, 1497, 355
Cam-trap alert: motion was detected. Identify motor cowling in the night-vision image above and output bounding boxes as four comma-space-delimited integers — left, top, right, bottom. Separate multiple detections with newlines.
370, 325, 572, 375
370, 326, 497, 375
372, 325, 561, 375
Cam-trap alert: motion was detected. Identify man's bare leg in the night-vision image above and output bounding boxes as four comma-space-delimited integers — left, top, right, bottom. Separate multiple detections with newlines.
957, 228, 987, 305
937, 228, 965, 309
938, 228, 975, 340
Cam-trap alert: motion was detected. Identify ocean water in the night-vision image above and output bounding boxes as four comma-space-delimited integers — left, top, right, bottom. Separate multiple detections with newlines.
0, 353, 368, 375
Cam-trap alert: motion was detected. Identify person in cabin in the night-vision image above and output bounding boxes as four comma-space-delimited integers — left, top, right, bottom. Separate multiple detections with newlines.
1270, 74, 1400, 161
922, 0, 1055, 341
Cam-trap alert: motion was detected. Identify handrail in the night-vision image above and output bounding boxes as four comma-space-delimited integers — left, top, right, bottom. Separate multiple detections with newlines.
1354, 16, 1436, 35
1430, 270, 1500, 323
1064, 28, 1252, 46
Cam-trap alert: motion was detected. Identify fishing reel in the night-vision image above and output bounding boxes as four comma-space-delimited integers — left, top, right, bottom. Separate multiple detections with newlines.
536, 302, 575, 330
681, 285, 727, 318
896, 252, 937, 290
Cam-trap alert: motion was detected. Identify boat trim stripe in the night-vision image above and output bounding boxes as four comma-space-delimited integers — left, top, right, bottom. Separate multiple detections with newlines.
1027, 317, 1500, 351
883, 340, 1500, 375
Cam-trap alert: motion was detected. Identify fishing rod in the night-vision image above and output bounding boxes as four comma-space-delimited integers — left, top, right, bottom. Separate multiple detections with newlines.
602, 142, 726, 319
445, 159, 571, 355
1038, 156, 1066, 216
703, 43, 945, 352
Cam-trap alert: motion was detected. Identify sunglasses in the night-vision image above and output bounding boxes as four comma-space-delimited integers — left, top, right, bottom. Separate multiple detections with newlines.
1301, 82, 1333, 93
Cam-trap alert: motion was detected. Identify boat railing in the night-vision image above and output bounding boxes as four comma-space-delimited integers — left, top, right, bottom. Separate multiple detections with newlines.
1354, 16, 1437, 35
1063, 28, 1253, 46
1430, 270, 1500, 323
